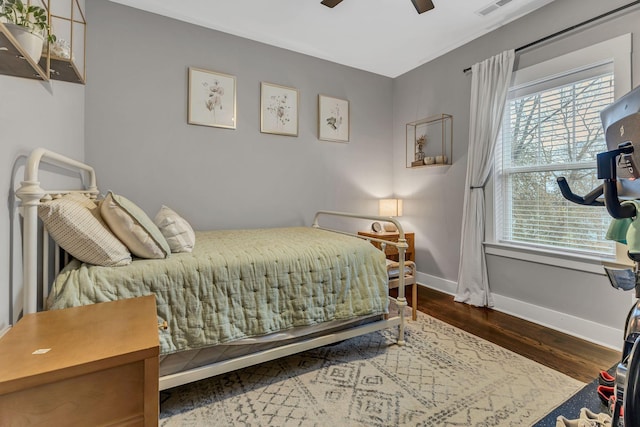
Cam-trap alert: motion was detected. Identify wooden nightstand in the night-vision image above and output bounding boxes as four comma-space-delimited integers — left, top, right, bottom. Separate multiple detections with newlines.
358, 230, 417, 320
0, 296, 160, 427
357, 230, 415, 262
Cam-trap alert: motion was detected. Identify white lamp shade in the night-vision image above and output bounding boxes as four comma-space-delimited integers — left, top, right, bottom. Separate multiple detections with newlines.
379, 199, 403, 217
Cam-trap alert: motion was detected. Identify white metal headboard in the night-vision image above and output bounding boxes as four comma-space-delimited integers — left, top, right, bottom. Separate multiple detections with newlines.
15, 148, 99, 315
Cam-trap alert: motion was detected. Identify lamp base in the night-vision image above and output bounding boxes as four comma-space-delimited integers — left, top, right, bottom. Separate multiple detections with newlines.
383, 223, 398, 232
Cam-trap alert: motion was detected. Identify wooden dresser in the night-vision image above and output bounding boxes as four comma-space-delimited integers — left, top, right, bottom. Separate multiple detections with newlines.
0, 296, 159, 427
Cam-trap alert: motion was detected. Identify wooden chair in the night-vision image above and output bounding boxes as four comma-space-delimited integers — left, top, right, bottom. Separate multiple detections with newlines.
386, 259, 417, 321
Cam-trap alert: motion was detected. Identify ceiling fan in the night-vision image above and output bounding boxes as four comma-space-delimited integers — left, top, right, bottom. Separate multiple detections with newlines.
321, 0, 435, 14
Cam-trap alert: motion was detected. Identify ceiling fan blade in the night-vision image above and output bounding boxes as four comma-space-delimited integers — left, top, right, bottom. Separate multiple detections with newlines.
410, 0, 435, 14
321, 0, 344, 8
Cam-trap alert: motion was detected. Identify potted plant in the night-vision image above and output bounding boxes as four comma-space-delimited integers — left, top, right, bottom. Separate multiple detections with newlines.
0, 0, 55, 63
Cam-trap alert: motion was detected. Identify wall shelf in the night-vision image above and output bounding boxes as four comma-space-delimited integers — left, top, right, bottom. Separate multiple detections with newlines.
406, 114, 453, 168
47, 0, 86, 84
41, 54, 84, 83
0, 23, 49, 81
0, 0, 86, 84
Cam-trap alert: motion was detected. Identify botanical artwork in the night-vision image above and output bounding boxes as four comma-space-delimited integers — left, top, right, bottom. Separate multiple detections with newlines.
318, 95, 349, 142
260, 82, 298, 136
188, 68, 236, 129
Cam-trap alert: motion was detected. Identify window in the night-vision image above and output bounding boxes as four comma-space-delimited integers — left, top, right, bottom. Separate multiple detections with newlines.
493, 34, 631, 260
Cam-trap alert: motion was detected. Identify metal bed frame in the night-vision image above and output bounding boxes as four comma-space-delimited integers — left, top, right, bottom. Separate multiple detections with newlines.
14, 147, 409, 391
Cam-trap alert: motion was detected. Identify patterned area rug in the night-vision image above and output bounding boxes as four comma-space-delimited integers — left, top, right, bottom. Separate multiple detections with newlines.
160, 311, 584, 426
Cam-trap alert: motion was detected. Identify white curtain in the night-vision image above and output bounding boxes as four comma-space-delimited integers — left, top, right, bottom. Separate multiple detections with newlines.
455, 50, 515, 307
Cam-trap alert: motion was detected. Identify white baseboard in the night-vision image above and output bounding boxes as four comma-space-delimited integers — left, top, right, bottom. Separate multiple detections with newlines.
491, 293, 622, 351
416, 271, 623, 351
416, 271, 457, 294
0, 325, 11, 339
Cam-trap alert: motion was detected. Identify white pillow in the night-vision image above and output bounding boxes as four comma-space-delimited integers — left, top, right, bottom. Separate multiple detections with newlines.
154, 205, 196, 253
38, 192, 132, 267
100, 192, 170, 259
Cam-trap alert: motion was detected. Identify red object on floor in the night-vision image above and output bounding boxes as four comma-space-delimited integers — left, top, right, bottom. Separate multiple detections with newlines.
599, 370, 615, 387
608, 395, 624, 418
597, 385, 614, 405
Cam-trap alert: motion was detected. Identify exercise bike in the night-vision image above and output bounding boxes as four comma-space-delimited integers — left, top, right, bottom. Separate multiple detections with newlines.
558, 84, 640, 427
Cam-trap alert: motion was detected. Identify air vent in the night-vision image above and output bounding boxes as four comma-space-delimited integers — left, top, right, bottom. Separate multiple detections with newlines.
476, 0, 513, 16
477, 4, 499, 15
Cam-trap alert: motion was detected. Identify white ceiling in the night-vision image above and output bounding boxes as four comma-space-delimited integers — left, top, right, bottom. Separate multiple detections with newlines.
110, 0, 555, 78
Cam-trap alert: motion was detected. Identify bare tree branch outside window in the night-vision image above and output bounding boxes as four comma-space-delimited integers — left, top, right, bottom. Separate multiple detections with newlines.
499, 74, 615, 255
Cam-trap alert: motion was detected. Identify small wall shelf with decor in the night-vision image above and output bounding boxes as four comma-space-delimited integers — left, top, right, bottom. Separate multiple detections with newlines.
0, 0, 85, 84
0, 22, 48, 80
42, 0, 86, 84
0, 0, 50, 82
406, 114, 453, 168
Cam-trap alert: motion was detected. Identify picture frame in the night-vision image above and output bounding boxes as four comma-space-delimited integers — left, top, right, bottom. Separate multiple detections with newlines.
188, 67, 236, 129
318, 94, 349, 142
260, 82, 299, 136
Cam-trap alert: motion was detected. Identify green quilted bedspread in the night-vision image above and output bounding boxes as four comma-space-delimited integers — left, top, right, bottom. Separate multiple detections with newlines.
47, 227, 388, 354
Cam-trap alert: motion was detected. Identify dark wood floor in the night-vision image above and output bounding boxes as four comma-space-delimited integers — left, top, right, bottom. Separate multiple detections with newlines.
401, 285, 621, 383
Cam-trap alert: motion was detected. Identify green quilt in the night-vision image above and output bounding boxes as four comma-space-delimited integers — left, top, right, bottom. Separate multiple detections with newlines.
47, 227, 388, 354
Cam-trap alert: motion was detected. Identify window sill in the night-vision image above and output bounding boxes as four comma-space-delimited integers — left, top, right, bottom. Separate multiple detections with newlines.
483, 242, 631, 275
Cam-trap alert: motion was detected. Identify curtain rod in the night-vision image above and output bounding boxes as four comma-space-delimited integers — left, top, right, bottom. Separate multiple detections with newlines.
462, 0, 640, 74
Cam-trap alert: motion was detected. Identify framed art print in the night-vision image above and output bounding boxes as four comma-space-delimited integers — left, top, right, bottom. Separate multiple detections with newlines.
188, 67, 236, 129
318, 94, 349, 142
260, 82, 298, 136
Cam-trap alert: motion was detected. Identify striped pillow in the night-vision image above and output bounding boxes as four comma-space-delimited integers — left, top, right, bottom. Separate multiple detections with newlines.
154, 205, 196, 253
38, 193, 132, 267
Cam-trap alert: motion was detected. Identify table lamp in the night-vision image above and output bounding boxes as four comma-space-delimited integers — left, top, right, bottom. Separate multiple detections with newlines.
379, 199, 403, 232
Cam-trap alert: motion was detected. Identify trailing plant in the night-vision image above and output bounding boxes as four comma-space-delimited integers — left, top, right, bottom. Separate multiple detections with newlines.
0, 0, 56, 43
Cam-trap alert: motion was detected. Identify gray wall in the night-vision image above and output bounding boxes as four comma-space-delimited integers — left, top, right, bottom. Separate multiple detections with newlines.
84, 0, 394, 233
3, 0, 637, 348
0, 76, 85, 331
392, 0, 640, 346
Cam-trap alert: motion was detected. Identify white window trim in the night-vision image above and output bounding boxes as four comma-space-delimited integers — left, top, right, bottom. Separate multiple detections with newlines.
510, 34, 631, 98
487, 33, 632, 268
484, 242, 631, 276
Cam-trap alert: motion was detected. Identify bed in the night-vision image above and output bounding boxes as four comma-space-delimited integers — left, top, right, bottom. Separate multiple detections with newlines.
14, 148, 409, 391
